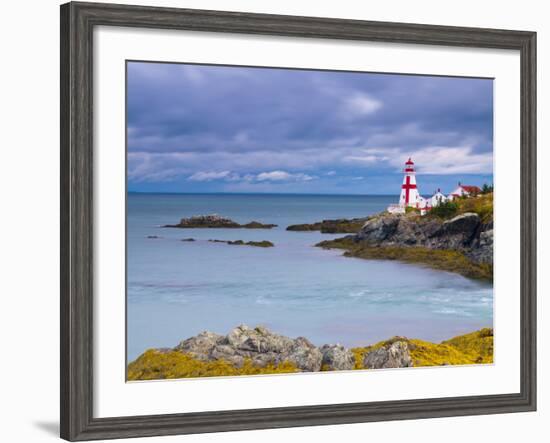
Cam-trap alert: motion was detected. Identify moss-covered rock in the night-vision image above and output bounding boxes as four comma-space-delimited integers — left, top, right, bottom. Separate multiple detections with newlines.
128, 327, 493, 380
127, 350, 298, 380
316, 238, 492, 280
351, 328, 493, 369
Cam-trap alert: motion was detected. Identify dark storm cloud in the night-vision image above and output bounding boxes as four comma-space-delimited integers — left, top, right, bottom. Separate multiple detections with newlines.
127, 62, 493, 193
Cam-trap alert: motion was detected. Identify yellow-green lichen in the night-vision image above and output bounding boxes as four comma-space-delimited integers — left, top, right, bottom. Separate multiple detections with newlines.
127, 350, 298, 381
351, 328, 493, 370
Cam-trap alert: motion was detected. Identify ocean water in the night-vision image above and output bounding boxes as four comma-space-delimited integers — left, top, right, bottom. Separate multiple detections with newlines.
127, 193, 493, 361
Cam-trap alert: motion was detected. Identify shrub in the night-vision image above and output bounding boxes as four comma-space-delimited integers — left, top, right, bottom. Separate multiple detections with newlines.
430, 201, 458, 219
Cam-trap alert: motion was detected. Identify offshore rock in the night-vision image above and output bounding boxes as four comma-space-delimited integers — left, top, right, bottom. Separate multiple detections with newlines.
164, 214, 277, 229
287, 218, 368, 234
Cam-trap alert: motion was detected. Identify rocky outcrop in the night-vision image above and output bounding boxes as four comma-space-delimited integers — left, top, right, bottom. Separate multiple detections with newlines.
164, 215, 277, 229
128, 327, 494, 380
208, 239, 274, 247
353, 211, 491, 266
174, 325, 322, 372
320, 344, 355, 370
466, 227, 493, 265
363, 339, 413, 369
287, 218, 367, 234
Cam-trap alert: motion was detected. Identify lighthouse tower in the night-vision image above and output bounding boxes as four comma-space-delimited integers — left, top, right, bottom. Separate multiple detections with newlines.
399, 158, 421, 207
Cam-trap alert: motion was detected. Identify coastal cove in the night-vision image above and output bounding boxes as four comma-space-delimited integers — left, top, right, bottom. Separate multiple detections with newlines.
127, 193, 493, 362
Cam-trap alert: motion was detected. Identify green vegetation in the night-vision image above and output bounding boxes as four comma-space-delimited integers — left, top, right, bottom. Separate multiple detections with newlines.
316, 237, 492, 280
429, 192, 493, 223
352, 328, 493, 369
127, 350, 298, 380
429, 201, 459, 219
454, 192, 493, 223
405, 206, 421, 215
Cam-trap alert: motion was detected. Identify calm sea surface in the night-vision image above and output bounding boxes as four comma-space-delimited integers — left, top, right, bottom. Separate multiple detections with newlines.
127, 193, 493, 360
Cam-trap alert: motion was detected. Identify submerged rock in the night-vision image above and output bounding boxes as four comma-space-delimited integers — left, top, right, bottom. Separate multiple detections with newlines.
320, 344, 355, 370
363, 339, 413, 369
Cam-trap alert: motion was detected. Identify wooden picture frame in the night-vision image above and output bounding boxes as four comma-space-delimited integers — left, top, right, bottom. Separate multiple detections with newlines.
60, 1, 536, 440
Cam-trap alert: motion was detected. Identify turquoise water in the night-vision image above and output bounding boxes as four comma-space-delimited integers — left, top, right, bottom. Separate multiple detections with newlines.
127, 193, 493, 360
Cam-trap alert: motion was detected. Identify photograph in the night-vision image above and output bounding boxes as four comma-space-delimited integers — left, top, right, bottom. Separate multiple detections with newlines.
126, 61, 495, 380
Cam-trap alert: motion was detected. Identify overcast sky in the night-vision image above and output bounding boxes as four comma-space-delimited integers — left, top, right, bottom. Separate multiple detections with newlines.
127, 61, 493, 195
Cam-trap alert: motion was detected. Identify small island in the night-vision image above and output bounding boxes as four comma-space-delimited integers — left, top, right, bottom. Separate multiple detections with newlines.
164, 214, 277, 229
208, 239, 274, 247
127, 324, 493, 380
286, 218, 367, 234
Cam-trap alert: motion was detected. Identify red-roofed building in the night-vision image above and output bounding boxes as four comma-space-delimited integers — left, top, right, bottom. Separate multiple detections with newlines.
448, 183, 482, 200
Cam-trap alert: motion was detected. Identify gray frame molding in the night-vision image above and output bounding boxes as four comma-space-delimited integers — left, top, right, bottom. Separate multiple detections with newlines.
60, 2, 536, 441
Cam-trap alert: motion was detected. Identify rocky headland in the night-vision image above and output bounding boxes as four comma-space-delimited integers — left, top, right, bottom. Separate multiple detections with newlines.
127, 325, 493, 380
316, 194, 493, 280
164, 214, 277, 229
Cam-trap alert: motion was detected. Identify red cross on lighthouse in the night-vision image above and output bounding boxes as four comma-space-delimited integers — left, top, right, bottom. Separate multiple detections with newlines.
402, 175, 417, 204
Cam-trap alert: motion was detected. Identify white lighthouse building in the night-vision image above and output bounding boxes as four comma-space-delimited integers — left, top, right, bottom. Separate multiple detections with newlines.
398, 158, 421, 207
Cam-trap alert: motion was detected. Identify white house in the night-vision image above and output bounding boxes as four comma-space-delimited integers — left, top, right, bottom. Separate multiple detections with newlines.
430, 189, 447, 207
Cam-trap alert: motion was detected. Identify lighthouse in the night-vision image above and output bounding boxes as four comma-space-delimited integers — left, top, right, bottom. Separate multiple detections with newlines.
387, 157, 477, 216
399, 158, 421, 207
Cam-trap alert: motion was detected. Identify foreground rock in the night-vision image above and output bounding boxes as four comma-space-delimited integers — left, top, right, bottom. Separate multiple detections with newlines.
164, 215, 277, 229
208, 239, 274, 247
175, 325, 322, 372
127, 327, 493, 380
287, 218, 367, 234
363, 339, 413, 369
320, 344, 355, 370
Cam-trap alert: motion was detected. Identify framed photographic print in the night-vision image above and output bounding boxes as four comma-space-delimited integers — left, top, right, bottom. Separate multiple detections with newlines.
60, 2, 536, 441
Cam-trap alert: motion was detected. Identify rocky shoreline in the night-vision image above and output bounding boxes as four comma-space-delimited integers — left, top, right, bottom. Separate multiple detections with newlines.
316, 209, 493, 280
164, 214, 277, 229
127, 325, 493, 380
